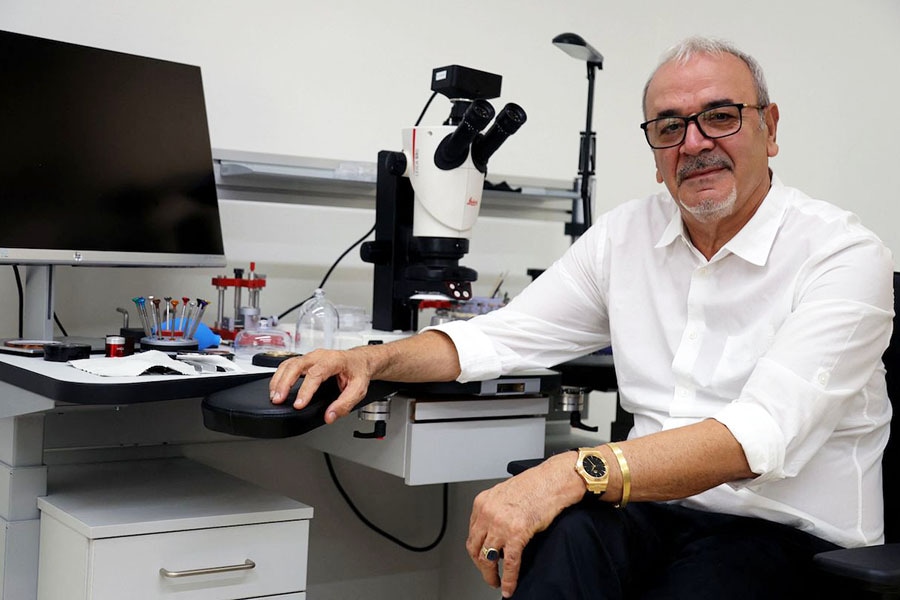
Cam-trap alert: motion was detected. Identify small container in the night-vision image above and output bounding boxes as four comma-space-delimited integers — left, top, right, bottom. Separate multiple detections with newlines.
105, 335, 126, 357
294, 289, 339, 354
234, 317, 293, 358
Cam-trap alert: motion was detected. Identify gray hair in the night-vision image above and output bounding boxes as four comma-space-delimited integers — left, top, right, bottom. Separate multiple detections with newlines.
642, 36, 770, 118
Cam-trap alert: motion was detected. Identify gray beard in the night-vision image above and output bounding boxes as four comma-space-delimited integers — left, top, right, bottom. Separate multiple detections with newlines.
679, 185, 738, 223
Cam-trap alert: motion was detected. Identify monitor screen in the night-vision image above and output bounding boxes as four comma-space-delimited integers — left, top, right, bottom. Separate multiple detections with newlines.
0, 29, 226, 267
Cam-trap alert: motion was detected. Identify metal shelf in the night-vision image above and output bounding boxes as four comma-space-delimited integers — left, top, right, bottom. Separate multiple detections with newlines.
213, 148, 578, 221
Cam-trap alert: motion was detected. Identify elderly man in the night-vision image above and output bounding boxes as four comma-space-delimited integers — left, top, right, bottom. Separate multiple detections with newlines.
270, 36, 893, 599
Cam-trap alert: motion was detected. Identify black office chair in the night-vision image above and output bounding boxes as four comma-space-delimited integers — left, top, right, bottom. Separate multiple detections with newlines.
812, 271, 900, 597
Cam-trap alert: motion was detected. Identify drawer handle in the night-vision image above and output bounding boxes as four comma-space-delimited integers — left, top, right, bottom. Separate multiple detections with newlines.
159, 558, 256, 578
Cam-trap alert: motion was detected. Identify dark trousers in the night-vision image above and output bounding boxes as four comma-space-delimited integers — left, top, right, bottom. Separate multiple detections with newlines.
511, 500, 841, 600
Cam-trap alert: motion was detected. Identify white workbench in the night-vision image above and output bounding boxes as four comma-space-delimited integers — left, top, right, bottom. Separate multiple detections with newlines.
0, 352, 274, 600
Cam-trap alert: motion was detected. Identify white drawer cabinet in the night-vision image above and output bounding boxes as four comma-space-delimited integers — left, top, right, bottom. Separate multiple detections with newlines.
36, 459, 313, 600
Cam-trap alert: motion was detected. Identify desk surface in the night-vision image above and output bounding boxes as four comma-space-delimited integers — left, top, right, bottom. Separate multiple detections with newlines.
0, 353, 273, 405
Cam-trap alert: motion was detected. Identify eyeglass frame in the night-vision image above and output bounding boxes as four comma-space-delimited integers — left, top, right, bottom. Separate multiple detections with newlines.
639, 103, 768, 149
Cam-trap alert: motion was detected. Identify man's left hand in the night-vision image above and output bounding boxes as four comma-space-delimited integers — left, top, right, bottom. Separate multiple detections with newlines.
465, 451, 585, 598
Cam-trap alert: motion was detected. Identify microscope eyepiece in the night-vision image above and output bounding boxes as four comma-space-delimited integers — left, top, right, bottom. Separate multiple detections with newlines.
434, 99, 495, 171
471, 103, 527, 174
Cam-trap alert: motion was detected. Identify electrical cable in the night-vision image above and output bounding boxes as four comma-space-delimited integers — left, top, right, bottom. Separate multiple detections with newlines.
291, 93, 451, 551
54, 312, 68, 337
324, 452, 448, 552
277, 91, 439, 321
277, 223, 376, 320
277, 91, 440, 321
415, 91, 438, 127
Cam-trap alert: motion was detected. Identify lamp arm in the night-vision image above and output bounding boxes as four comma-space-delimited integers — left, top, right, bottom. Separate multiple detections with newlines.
577, 62, 597, 233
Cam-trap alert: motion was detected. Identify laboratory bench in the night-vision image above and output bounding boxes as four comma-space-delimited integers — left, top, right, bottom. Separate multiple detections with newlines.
0, 350, 580, 600
0, 352, 289, 600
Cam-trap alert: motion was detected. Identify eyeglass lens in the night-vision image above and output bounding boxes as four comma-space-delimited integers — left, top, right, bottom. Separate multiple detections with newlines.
645, 105, 743, 148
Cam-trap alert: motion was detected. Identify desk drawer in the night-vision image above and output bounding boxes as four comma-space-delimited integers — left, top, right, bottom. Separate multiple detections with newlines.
90, 520, 308, 599
407, 417, 546, 484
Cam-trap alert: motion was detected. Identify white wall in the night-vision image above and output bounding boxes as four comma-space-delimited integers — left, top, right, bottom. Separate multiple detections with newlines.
2, 2, 899, 598
2, 0, 899, 338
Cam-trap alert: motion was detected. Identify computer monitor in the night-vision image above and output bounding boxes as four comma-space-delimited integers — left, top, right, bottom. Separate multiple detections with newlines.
0, 30, 226, 338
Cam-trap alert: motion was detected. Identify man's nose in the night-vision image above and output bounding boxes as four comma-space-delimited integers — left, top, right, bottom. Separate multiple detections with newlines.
680, 121, 714, 154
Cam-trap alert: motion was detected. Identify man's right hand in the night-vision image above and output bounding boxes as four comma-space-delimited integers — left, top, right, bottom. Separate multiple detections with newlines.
268, 348, 374, 424
268, 330, 463, 425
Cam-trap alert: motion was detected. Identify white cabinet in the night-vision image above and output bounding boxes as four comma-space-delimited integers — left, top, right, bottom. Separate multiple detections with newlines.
36, 459, 313, 600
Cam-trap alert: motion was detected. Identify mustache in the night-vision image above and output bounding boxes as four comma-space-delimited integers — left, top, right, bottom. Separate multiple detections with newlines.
676, 155, 733, 185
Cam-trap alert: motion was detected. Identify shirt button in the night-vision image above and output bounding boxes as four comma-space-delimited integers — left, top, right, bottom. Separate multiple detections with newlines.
688, 330, 698, 340
698, 267, 709, 276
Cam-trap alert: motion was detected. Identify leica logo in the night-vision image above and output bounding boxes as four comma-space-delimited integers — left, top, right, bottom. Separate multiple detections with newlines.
466, 197, 478, 207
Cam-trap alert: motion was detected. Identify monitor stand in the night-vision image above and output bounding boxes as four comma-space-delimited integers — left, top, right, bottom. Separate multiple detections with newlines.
22, 265, 55, 341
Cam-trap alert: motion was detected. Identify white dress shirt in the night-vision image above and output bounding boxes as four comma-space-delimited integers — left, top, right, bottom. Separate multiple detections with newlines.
430, 176, 893, 548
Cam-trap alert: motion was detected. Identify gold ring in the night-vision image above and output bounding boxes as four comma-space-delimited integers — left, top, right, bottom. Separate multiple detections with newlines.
481, 546, 501, 561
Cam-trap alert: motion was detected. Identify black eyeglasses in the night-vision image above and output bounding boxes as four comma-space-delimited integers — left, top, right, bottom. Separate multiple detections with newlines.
640, 103, 767, 149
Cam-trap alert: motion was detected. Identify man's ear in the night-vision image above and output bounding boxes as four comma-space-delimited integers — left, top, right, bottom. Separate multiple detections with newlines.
765, 103, 780, 158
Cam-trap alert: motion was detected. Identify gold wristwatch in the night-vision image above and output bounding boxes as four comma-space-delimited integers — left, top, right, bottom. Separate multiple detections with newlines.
574, 447, 610, 496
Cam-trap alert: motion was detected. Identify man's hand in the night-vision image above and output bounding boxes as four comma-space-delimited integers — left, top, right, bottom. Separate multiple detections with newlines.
269, 348, 373, 424
466, 451, 585, 598
268, 331, 463, 425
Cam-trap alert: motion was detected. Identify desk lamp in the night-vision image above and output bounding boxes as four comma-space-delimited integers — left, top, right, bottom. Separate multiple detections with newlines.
553, 32, 604, 239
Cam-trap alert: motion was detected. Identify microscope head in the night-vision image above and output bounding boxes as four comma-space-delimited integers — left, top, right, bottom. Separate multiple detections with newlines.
399, 66, 527, 241
361, 65, 527, 331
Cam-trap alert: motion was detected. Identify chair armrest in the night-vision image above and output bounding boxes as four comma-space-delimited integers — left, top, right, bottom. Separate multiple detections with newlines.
813, 543, 900, 592
507, 458, 546, 476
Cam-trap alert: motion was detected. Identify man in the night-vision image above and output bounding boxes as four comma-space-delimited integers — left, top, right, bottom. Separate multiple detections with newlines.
270, 36, 893, 598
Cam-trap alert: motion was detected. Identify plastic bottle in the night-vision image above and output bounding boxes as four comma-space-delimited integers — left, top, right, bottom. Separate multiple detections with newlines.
294, 289, 340, 354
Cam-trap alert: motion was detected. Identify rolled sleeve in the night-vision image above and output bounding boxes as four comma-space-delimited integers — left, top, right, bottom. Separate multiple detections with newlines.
714, 400, 786, 485
422, 320, 503, 383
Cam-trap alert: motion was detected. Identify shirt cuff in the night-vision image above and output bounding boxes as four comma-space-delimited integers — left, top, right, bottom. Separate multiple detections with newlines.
713, 401, 786, 486
421, 320, 503, 383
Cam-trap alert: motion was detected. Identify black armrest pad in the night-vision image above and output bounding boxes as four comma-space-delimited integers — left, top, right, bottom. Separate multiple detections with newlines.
202, 377, 398, 439
814, 543, 900, 589
507, 458, 546, 476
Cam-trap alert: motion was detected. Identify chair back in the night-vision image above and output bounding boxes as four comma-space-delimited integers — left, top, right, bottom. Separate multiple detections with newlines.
882, 272, 900, 543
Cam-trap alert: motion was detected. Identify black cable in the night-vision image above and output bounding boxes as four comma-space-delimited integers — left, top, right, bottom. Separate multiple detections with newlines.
324, 452, 448, 552
12, 266, 24, 338
415, 91, 439, 127
54, 312, 68, 337
277, 91, 438, 321
286, 93, 451, 551
317, 223, 376, 293
277, 223, 375, 320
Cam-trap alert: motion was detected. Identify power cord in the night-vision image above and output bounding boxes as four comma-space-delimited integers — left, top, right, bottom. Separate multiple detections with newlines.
415, 91, 438, 127
324, 452, 448, 552
277, 91, 441, 321
277, 223, 376, 320
292, 92, 450, 549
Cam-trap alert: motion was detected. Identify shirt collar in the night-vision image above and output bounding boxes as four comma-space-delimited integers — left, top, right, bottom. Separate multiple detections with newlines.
654, 173, 786, 266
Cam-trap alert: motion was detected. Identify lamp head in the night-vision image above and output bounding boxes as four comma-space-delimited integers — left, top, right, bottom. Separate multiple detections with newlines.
552, 32, 604, 68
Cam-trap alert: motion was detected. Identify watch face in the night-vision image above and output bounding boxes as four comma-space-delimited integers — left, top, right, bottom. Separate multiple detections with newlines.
583, 455, 607, 478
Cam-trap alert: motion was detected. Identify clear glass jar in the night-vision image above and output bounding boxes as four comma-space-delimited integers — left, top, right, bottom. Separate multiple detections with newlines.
294, 288, 340, 354
234, 315, 293, 357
